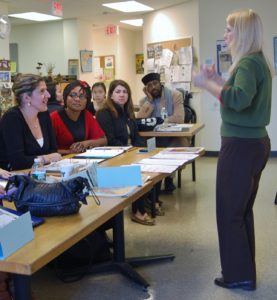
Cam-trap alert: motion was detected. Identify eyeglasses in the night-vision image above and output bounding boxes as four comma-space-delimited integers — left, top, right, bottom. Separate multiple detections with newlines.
69, 92, 86, 100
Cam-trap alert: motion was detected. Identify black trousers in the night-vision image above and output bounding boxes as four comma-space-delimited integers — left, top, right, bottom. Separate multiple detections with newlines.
216, 136, 270, 282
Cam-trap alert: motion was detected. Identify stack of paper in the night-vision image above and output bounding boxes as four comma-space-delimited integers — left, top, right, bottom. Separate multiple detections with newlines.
162, 147, 205, 154
154, 123, 193, 132
74, 147, 125, 159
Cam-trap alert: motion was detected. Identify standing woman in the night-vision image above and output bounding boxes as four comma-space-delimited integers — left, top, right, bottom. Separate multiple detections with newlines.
96, 79, 155, 225
193, 9, 271, 290
0, 74, 61, 170
51, 80, 107, 154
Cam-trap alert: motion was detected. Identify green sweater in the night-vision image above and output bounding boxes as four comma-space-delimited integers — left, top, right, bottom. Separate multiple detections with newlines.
220, 52, 271, 138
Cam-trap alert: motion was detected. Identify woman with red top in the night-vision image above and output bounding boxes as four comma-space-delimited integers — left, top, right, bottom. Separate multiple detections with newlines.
51, 80, 107, 154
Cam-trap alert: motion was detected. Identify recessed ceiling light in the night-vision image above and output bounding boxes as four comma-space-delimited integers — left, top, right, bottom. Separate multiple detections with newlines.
9, 12, 62, 22
120, 19, 143, 27
102, 1, 153, 13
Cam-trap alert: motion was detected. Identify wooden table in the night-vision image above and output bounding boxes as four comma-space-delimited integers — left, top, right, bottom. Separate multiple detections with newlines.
0, 149, 175, 299
139, 123, 205, 138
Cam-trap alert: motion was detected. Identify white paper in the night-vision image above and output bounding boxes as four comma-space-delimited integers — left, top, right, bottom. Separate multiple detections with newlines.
179, 64, 192, 82
138, 158, 188, 166
160, 49, 173, 68
93, 57, 101, 70
179, 46, 193, 64
153, 153, 198, 161
0, 208, 18, 229
132, 164, 177, 173
147, 58, 155, 72
170, 65, 180, 82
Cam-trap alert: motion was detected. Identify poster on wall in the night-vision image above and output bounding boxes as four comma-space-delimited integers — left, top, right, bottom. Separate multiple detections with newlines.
80, 50, 93, 73
135, 54, 144, 74
0, 60, 11, 71
68, 59, 79, 76
216, 40, 232, 80
104, 56, 114, 69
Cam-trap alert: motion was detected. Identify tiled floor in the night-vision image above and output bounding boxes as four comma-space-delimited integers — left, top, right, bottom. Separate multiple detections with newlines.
32, 156, 277, 300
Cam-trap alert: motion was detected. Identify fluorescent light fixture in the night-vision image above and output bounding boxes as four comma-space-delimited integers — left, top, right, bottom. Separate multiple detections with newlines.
120, 19, 143, 27
9, 12, 61, 22
102, 1, 153, 13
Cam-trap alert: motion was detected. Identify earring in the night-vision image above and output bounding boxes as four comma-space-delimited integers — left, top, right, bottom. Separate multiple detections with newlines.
27, 102, 31, 107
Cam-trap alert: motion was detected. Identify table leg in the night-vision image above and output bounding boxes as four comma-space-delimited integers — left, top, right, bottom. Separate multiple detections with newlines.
13, 274, 32, 300
89, 211, 175, 289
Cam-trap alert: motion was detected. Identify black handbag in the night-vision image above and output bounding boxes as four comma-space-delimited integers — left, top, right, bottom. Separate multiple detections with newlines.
136, 117, 164, 131
5, 175, 96, 217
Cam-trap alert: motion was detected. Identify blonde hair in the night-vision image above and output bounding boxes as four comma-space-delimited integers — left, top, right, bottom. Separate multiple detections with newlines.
227, 9, 263, 72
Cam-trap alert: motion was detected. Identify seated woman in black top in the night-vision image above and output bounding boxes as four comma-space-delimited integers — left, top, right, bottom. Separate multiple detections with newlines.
96, 79, 155, 226
0, 74, 61, 170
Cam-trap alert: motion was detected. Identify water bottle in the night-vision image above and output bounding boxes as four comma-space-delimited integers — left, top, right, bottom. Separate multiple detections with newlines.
161, 107, 168, 125
31, 158, 46, 181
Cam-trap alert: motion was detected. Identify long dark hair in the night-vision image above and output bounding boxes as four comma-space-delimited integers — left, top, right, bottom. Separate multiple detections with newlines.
103, 79, 135, 119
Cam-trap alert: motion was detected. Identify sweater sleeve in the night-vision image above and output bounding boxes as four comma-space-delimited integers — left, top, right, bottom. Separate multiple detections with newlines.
96, 110, 125, 146
220, 57, 258, 112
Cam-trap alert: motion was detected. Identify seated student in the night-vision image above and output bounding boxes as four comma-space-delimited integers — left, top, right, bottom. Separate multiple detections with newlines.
0, 74, 61, 171
91, 82, 106, 112
96, 79, 156, 225
51, 80, 107, 155
137, 72, 186, 192
45, 79, 64, 113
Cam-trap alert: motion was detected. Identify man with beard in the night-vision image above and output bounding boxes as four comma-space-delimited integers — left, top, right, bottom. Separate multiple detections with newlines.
137, 72, 185, 192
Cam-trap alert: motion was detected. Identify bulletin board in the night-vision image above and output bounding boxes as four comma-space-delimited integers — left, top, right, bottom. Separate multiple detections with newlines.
93, 55, 115, 84
146, 36, 193, 91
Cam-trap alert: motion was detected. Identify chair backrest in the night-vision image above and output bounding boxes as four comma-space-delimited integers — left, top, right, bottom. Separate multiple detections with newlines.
184, 105, 197, 124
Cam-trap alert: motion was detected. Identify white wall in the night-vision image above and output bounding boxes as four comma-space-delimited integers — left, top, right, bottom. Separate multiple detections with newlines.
91, 27, 143, 103
10, 21, 142, 101
10, 21, 66, 74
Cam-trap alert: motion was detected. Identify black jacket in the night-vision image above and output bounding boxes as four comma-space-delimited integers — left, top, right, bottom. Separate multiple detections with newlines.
96, 105, 144, 147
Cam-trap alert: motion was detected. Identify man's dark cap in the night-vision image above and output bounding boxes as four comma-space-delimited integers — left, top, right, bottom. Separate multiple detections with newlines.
141, 72, 160, 86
